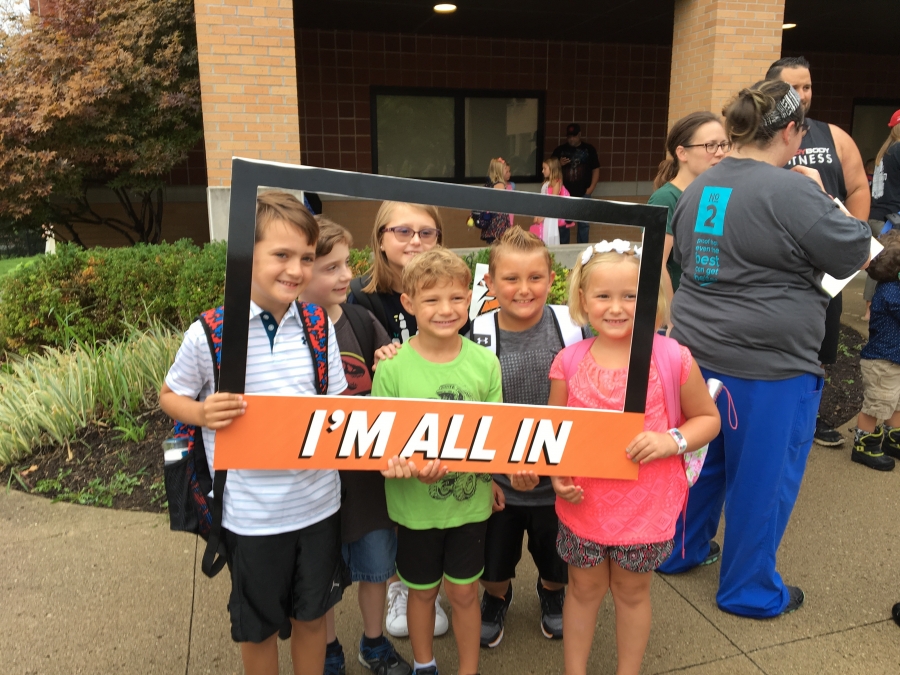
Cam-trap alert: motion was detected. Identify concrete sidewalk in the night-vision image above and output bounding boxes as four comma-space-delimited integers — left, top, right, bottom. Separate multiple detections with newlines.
3, 276, 898, 675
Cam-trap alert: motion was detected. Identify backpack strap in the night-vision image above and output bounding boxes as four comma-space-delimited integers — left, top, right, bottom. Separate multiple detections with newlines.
470, 310, 499, 354
560, 337, 595, 382
199, 305, 228, 578
201, 302, 332, 577
341, 302, 377, 376
548, 305, 590, 347
198, 306, 224, 389
349, 275, 390, 332
297, 301, 330, 395
651, 333, 683, 428
472, 306, 588, 355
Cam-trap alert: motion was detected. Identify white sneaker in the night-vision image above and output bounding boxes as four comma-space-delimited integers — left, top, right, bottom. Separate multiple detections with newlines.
434, 593, 449, 636
385, 581, 408, 637
385, 582, 451, 637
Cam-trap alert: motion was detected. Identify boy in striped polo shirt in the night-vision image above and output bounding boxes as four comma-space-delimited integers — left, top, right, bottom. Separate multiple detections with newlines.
160, 192, 348, 675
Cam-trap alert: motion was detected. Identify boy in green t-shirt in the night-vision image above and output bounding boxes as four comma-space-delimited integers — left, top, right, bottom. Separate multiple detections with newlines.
374, 247, 502, 675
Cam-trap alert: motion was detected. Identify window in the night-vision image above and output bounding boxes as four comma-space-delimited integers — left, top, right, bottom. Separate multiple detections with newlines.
372, 87, 544, 182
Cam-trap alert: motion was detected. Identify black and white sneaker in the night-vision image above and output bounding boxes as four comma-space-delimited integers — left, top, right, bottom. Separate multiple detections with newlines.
479, 584, 513, 648
814, 417, 844, 447
535, 578, 565, 640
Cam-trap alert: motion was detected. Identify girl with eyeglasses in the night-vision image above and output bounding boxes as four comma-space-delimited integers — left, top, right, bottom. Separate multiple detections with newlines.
347, 200, 456, 642
348, 201, 445, 347
649, 111, 730, 301
655, 80, 872, 619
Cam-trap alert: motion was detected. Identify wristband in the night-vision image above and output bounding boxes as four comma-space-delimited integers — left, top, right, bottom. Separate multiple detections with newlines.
667, 428, 688, 455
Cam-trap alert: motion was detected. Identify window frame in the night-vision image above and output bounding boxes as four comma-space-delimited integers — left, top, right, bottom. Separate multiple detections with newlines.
370, 86, 546, 183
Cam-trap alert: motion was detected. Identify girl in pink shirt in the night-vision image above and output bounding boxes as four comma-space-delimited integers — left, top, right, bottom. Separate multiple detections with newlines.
548, 241, 720, 675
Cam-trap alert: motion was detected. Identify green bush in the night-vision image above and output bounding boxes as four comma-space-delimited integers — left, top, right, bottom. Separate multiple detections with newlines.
0, 239, 572, 355
0, 241, 226, 353
349, 246, 373, 278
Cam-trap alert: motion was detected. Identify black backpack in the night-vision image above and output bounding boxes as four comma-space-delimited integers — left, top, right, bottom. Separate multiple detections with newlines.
348, 274, 390, 337
340, 301, 379, 376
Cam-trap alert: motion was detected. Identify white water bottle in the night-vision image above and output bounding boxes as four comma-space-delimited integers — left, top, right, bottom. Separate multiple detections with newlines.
162, 438, 189, 465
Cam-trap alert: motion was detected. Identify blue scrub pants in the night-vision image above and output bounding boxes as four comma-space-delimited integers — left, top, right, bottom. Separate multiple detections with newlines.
657, 369, 823, 618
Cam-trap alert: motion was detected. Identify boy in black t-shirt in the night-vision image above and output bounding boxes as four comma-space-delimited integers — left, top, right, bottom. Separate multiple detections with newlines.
551, 123, 601, 244
300, 217, 411, 675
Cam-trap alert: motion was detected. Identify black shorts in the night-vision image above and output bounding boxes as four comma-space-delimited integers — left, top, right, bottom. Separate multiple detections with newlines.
223, 511, 349, 643
482, 503, 568, 585
396, 520, 488, 589
818, 291, 842, 365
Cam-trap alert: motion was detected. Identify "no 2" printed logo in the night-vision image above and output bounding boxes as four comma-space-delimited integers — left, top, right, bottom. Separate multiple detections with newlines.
694, 186, 732, 236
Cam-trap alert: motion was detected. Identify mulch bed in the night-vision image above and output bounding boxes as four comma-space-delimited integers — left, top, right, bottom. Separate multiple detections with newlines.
819, 324, 866, 430
1, 324, 868, 513
1, 407, 170, 513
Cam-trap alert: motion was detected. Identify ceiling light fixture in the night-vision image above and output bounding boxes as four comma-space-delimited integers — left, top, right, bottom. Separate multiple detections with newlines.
782, 23, 797, 29
434, 3, 457, 13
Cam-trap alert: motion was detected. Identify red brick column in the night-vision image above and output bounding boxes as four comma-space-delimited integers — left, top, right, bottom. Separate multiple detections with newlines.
194, 0, 301, 186
668, 0, 786, 127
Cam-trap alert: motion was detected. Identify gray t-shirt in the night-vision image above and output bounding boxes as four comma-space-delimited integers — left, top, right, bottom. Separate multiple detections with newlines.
671, 156, 871, 379
493, 306, 568, 507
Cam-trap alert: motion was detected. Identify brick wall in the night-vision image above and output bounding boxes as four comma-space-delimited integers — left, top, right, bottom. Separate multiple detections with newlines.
668, 0, 784, 125
296, 29, 672, 184
194, 0, 302, 186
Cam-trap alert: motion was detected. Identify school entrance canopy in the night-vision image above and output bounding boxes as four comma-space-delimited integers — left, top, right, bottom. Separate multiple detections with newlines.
193, 0, 899, 241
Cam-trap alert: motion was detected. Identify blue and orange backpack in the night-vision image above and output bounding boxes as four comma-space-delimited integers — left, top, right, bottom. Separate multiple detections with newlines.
163, 301, 330, 577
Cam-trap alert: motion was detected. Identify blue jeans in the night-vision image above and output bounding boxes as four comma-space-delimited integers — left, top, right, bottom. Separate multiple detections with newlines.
657, 369, 822, 617
342, 527, 397, 583
558, 221, 590, 244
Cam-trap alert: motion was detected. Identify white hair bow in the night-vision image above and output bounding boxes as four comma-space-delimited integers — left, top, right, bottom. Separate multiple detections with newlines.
580, 239, 642, 265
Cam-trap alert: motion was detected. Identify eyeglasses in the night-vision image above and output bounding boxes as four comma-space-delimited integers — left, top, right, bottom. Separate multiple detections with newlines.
682, 141, 733, 154
380, 226, 441, 243
798, 121, 810, 137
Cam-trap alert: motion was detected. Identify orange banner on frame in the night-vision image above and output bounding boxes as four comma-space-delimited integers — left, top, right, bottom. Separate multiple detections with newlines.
214, 395, 643, 479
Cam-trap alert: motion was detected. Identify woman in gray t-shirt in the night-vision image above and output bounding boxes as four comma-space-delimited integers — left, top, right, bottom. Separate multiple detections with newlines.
656, 80, 871, 620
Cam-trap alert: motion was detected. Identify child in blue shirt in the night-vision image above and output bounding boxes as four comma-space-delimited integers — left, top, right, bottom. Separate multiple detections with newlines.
852, 229, 900, 471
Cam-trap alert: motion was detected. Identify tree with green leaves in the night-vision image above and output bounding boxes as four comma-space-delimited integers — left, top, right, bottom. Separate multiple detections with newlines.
0, 0, 202, 246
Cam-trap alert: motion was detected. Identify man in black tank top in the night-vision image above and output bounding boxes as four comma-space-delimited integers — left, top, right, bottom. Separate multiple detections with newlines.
766, 57, 871, 447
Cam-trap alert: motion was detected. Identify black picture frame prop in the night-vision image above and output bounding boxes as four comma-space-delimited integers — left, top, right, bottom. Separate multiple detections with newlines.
220, 159, 667, 416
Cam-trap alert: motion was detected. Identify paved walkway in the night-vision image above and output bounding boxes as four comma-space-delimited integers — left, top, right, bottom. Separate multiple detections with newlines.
3, 275, 898, 675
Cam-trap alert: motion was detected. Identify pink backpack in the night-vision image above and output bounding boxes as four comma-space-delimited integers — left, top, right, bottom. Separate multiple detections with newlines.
560, 334, 707, 487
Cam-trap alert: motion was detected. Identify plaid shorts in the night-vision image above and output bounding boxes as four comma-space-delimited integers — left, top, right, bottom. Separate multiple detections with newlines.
556, 521, 674, 573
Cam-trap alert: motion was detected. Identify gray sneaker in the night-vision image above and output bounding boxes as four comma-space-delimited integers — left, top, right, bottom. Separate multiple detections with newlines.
536, 579, 564, 639
479, 584, 513, 648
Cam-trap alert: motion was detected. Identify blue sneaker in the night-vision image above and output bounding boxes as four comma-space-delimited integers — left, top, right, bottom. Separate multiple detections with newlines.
324, 641, 346, 675
358, 635, 412, 675
412, 668, 438, 675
